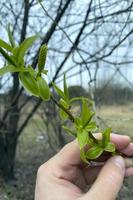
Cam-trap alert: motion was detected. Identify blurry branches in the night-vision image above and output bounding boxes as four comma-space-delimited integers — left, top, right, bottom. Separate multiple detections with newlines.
0, 0, 133, 179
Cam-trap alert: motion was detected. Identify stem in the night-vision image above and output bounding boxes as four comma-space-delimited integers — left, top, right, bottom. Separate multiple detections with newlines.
88, 131, 98, 144
50, 95, 75, 122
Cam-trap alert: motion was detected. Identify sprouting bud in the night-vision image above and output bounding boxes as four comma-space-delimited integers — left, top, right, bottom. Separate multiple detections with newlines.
38, 44, 47, 73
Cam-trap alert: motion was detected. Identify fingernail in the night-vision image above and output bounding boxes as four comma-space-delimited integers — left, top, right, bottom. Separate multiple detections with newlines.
111, 156, 125, 171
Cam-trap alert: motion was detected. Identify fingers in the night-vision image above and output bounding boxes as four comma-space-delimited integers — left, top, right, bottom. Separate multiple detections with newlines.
84, 157, 133, 185
125, 167, 133, 177
80, 156, 125, 200
121, 143, 133, 156
110, 134, 130, 150
83, 166, 102, 185
56, 139, 81, 165
83, 141, 133, 185
56, 134, 132, 167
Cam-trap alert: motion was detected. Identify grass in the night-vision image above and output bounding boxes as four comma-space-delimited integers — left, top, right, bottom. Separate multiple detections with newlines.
97, 103, 133, 138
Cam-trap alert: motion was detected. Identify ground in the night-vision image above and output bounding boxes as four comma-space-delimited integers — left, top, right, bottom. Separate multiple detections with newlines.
0, 103, 133, 200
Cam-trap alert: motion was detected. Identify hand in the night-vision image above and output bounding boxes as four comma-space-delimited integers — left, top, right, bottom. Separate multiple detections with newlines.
35, 134, 133, 200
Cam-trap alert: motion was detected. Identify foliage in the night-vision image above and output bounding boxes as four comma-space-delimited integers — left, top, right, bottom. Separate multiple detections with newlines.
0, 31, 116, 163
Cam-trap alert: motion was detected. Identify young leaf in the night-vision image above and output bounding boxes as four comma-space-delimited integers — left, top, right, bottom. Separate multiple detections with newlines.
7, 24, 16, 47
0, 65, 18, 76
85, 121, 98, 132
0, 39, 13, 52
38, 44, 47, 73
86, 146, 103, 160
37, 76, 50, 101
81, 98, 94, 127
62, 126, 76, 137
12, 46, 24, 67
70, 97, 93, 105
19, 72, 39, 96
0, 65, 35, 76
0, 47, 17, 66
102, 127, 112, 148
77, 130, 88, 149
17, 35, 38, 61
52, 82, 67, 100
63, 74, 69, 99
74, 117, 82, 127
81, 98, 89, 125
104, 142, 115, 152
59, 98, 70, 120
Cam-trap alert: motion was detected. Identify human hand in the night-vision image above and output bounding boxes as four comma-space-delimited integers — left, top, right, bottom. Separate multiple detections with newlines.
35, 133, 133, 200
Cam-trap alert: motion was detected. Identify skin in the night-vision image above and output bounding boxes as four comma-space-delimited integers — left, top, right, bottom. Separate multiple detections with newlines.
35, 133, 133, 200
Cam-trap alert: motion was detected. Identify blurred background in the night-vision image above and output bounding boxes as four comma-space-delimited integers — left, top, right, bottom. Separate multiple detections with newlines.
0, 0, 133, 199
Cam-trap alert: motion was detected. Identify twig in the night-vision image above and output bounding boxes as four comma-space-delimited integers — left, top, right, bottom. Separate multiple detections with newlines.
50, 95, 75, 122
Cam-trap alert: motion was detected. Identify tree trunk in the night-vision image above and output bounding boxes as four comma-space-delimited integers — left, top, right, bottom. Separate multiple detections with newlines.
0, 134, 18, 180
0, 0, 30, 181
0, 73, 20, 180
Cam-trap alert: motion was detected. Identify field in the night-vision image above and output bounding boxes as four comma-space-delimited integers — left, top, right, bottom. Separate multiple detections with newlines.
97, 103, 133, 200
0, 103, 133, 200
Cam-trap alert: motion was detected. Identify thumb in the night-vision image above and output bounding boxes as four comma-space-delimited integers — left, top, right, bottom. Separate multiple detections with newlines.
82, 156, 125, 200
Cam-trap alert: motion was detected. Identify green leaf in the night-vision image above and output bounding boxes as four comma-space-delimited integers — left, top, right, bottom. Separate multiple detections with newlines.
38, 44, 47, 73
52, 82, 67, 100
19, 72, 39, 96
12, 46, 19, 56
0, 65, 17, 76
86, 146, 103, 160
0, 47, 17, 66
37, 76, 50, 101
17, 35, 38, 61
74, 117, 82, 127
0, 65, 34, 76
70, 97, 93, 105
81, 98, 89, 125
102, 127, 112, 148
7, 24, 16, 47
12, 46, 24, 67
62, 126, 76, 137
85, 121, 98, 132
104, 142, 115, 152
77, 130, 88, 149
63, 74, 69, 99
59, 99, 70, 120
0, 39, 13, 52
80, 148, 89, 164
81, 98, 94, 127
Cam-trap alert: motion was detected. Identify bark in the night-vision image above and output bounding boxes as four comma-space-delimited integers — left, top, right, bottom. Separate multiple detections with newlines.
0, 73, 20, 180
0, 0, 30, 180
0, 133, 18, 180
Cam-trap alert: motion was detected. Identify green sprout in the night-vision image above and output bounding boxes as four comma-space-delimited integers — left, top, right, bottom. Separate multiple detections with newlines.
0, 30, 117, 163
